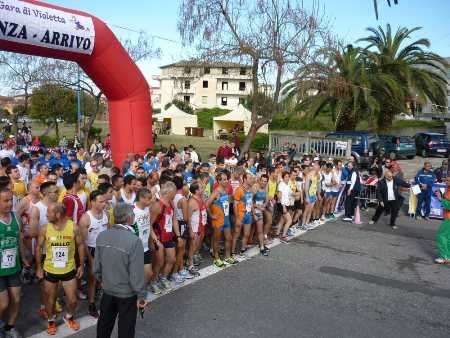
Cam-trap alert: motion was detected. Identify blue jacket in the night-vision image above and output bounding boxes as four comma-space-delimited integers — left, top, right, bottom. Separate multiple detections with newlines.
415, 169, 436, 187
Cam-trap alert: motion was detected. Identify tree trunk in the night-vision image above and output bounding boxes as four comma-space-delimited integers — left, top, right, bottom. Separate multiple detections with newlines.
55, 122, 60, 139
377, 107, 395, 131
82, 94, 101, 150
240, 124, 258, 157
336, 109, 356, 131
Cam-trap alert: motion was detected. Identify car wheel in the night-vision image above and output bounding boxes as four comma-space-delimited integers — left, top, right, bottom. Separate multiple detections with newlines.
406, 155, 415, 160
421, 149, 428, 158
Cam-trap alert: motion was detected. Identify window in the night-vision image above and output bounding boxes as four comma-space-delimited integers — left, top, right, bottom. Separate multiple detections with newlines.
184, 80, 190, 89
239, 97, 245, 104
221, 97, 228, 106
240, 67, 246, 75
239, 82, 246, 91
183, 96, 190, 103
202, 96, 208, 104
222, 67, 228, 75
204, 67, 210, 74
184, 67, 191, 74
203, 80, 208, 88
222, 81, 228, 90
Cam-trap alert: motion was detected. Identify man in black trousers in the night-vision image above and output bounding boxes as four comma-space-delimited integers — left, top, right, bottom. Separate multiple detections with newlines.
369, 170, 410, 229
94, 203, 149, 338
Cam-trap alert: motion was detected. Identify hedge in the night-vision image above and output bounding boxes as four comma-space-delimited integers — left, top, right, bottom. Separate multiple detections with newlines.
269, 114, 330, 131
196, 108, 230, 129
238, 133, 269, 151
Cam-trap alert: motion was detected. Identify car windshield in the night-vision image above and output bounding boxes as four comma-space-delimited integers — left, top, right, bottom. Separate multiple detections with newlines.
397, 136, 413, 143
430, 135, 446, 142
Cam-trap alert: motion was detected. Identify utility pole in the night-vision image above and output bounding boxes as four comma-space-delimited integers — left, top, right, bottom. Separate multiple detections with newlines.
77, 65, 82, 137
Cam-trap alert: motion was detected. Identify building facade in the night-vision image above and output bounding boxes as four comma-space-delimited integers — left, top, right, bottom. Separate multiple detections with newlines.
151, 60, 253, 110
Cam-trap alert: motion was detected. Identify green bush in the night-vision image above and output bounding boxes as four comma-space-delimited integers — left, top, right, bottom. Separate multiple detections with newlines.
270, 114, 330, 131
39, 135, 59, 147
165, 99, 194, 115
196, 108, 230, 129
392, 119, 445, 129
88, 127, 102, 139
238, 133, 269, 151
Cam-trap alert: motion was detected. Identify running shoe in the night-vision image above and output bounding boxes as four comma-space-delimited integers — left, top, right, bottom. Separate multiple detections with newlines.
435, 257, 447, 264
224, 256, 237, 265
260, 248, 269, 256
46, 321, 57, 336
287, 228, 296, 237
188, 266, 200, 277
5, 328, 22, 338
213, 259, 225, 268
63, 315, 80, 331
88, 303, 99, 319
239, 247, 248, 256
169, 273, 184, 284
159, 277, 172, 290
179, 268, 193, 280
263, 245, 271, 252
149, 282, 162, 295
342, 217, 352, 222
279, 235, 290, 243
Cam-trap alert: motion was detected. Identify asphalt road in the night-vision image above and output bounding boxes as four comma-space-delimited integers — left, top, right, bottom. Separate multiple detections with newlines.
64, 209, 450, 338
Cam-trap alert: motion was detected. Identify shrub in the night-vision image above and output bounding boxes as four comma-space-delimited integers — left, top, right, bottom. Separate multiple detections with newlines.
238, 133, 269, 151
165, 99, 194, 115
392, 119, 445, 129
39, 135, 59, 148
196, 108, 230, 129
270, 114, 329, 131
88, 127, 102, 139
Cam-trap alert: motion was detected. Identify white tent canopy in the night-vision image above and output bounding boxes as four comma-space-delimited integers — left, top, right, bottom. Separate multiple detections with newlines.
153, 104, 198, 135
212, 104, 268, 139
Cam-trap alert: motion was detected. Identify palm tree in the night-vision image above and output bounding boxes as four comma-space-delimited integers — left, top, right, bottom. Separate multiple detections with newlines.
282, 45, 400, 131
373, 0, 399, 20
358, 24, 448, 130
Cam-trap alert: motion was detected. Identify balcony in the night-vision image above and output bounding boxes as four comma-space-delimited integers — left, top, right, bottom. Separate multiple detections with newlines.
216, 88, 252, 95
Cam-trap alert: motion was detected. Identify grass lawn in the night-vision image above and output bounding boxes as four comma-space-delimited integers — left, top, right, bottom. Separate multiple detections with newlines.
27, 121, 221, 158
155, 134, 221, 160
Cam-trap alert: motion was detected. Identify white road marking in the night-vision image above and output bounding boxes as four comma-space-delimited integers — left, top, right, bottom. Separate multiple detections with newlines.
29, 217, 337, 338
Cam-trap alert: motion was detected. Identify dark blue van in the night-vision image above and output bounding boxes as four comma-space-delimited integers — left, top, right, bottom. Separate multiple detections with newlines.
414, 132, 450, 157
325, 131, 380, 166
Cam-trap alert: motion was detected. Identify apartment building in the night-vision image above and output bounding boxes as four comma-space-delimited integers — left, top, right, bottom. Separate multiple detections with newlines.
151, 60, 253, 110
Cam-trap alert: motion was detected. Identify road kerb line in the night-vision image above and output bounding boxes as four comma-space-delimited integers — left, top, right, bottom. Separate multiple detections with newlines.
29, 217, 336, 338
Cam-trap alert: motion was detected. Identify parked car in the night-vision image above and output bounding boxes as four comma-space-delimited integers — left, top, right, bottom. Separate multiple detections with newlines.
414, 132, 450, 157
325, 131, 380, 166
379, 135, 416, 159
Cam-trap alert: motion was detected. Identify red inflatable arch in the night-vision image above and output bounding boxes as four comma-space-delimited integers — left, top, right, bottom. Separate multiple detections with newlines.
0, 0, 152, 165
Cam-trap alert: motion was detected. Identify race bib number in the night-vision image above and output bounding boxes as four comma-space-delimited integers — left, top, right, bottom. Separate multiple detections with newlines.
222, 201, 229, 217
1, 248, 16, 269
246, 201, 252, 212
165, 214, 173, 233
52, 246, 68, 268
201, 210, 207, 223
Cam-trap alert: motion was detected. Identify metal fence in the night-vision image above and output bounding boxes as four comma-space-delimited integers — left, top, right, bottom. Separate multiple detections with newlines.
269, 133, 352, 159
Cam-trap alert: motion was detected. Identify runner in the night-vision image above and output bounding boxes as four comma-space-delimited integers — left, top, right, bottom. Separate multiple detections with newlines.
232, 172, 255, 255
118, 175, 137, 205
78, 190, 109, 318
0, 187, 29, 338
31, 182, 63, 318
132, 188, 157, 293
6, 166, 26, 212
150, 181, 178, 289
35, 203, 85, 335
253, 174, 270, 255
210, 172, 235, 267
277, 171, 293, 242
171, 176, 190, 283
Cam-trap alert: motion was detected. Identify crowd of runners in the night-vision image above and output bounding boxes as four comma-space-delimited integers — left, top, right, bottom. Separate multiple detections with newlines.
0, 135, 446, 337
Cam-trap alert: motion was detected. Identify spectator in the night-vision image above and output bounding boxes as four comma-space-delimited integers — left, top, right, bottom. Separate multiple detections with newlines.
434, 160, 448, 183
94, 203, 149, 338
415, 161, 436, 220
217, 140, 232, 159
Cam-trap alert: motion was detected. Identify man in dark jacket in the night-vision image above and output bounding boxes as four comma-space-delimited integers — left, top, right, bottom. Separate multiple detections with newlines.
94, 203, 149, 338
369, 170, 410, 229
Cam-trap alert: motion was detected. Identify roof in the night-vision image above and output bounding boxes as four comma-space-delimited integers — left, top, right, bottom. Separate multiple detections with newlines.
160, 60, 251, 69
153, 104, 197, 119
213, 104, 252, 122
